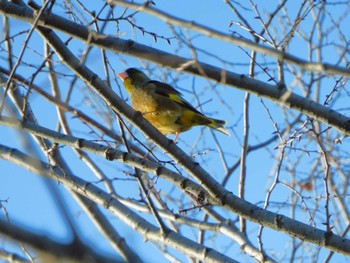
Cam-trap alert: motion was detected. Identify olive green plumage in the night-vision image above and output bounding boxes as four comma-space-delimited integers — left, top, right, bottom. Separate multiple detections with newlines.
118, 68, 230, 141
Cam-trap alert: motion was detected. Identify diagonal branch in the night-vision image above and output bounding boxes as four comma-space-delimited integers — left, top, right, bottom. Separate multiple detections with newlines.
31, 22, 350, 256
2, 1, 350, 256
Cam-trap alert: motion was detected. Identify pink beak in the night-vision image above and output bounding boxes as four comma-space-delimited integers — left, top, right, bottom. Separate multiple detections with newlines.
118, 71, 128, 81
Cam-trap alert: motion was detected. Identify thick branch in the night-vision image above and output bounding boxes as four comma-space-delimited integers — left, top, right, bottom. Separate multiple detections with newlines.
1, 1, 349, 76
0, 219, 121, 262
1, 1, 349, 136
0, 144, 237, 263
1, 116, 350, 256
107, 0, 350, 76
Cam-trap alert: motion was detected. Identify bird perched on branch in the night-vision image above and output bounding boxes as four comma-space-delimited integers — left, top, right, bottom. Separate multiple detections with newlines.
118, 68, 230, 143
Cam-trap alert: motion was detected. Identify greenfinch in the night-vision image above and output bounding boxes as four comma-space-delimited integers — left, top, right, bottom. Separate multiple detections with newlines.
118, 68, 230, 142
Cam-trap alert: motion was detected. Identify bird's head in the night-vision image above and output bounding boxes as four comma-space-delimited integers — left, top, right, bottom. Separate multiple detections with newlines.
118, 68, 150, 88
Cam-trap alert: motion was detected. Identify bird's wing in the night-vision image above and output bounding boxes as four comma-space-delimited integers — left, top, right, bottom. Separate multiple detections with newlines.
146, 80, 181, 96
146, 81, 204, 115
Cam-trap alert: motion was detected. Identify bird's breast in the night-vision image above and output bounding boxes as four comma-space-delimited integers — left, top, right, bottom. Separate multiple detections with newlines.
129, 90, 184, 134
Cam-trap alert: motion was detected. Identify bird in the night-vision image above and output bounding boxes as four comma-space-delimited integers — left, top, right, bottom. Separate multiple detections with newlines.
118, 68, 230, 143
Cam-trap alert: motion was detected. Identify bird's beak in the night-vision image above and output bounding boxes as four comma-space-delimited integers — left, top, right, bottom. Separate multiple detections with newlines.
117, 72, 128, 81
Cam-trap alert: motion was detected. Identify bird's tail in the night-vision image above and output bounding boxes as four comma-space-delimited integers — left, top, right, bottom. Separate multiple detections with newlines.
205, 117, 231, 136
